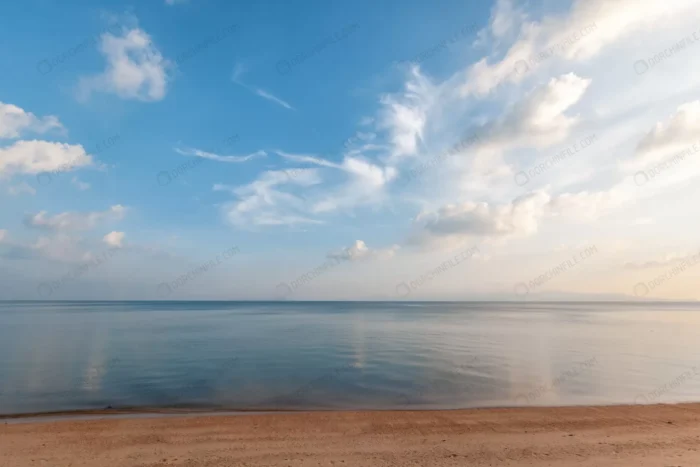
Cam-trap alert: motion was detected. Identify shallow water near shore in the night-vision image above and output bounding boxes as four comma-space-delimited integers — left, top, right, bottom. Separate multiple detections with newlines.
1, 301, 699, 415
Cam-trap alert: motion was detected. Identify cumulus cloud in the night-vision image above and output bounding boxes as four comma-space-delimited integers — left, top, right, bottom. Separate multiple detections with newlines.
408, 182, 636, 248
0, 140, 92, 177
412, 191, 551, 245
328, 240, 400, 262
546, 187, 633, 221
103, 231, 125, 248
77, 26, 170, 101
25, 205, 127, 232
176, 146, 266, 163
0, 101, 63, 139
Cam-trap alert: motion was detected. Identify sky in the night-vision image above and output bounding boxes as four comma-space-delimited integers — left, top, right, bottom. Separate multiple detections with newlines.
2, 0, 700, 301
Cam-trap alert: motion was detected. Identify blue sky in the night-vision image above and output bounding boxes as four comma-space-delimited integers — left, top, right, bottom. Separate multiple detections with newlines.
3, 0, 700, 300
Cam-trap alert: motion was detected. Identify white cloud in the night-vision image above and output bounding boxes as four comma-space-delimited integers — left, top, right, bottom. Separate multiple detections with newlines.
468, 73, 591, 170
219, 169, 322, 227
487, 0, 525, 39
176, 146, 266, 163
274, 150, 397, 214
546, 186, 634, 221
0, 229, 7, 242
7, 182, 36, 196
379, 66, 435, 161
103, 231, 125, 248
275, 150, 342, 169
232, 62, 294, 110
624, 252, 691, 270
71, 177, 90, 191
0, 140, 92, 177
627, 100, 700, 169
461, 0, 695, 96
254, 88, 295, 110
412, 191, 551, 245
0, 230, 91, 263
0, 102, 63, 139
25, 205, 126, 231
328, 240, 400, 261
78, 26, 170, 101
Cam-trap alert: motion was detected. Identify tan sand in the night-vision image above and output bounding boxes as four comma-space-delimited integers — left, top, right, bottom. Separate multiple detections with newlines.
2, 404, 700, 466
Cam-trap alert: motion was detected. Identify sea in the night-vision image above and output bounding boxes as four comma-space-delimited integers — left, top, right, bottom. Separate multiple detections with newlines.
1, 301, 699, 416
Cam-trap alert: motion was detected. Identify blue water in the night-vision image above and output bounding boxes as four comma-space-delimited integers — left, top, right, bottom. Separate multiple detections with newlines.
1, 301, 699, 415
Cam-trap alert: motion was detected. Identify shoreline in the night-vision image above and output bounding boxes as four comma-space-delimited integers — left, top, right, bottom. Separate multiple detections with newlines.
0, 400, 695, 422
2, 403, 700, 466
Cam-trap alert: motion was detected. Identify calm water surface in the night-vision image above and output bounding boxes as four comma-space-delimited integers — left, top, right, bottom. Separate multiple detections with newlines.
1, 301, 699, 415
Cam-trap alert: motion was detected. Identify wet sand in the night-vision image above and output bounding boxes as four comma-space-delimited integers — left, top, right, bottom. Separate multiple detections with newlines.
2, 404, 700, 466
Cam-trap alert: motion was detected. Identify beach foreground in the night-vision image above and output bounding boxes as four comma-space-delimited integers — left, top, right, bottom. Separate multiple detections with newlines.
2, 404, 700, 466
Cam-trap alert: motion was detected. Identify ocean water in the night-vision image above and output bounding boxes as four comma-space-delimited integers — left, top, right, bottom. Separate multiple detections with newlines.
0, 301, 699, 416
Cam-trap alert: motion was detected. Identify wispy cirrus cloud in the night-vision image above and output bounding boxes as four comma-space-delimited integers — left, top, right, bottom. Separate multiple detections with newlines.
232, 63, 295, 110
217, 168, 323, 228
253, 88, 295, 110
175, 146, 267, 163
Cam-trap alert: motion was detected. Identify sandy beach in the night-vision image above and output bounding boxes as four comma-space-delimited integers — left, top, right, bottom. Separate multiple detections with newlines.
2, 404, 700, 466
